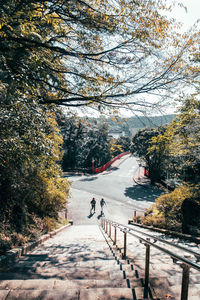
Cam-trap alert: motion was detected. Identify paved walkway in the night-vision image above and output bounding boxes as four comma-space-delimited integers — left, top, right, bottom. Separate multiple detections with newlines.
68, 187, 138, 226
67, 154, 138, 225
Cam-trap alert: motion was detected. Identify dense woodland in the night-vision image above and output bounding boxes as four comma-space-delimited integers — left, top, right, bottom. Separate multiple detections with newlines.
131, 97, 200, 235
0, 0, 199, 253
57, 113, 131, 172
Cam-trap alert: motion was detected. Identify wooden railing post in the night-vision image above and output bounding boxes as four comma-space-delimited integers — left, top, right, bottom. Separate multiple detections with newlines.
122, 231, 127, 259
109, 222, 111, 238
114, 226, 117, 245
144, 242, 150, 298
181, 264, 190, 300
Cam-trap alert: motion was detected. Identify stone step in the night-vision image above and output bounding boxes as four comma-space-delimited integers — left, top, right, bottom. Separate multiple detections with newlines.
0, 258, 143, 281
0, 270, 111, 280
0, 278, 143, 290
3, 259, 121, 272
167, 273, 200, 285
142, 275, 200, 300
12, 253, 115, 264
0, 270, 138, 281
0, 287, 144, 300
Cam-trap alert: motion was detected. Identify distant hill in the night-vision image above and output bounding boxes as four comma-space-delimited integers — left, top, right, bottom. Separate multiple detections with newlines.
107, 114, 176, 137
107, 114, 175, 127
127, 114, 176, 128
82, 114, 176, 138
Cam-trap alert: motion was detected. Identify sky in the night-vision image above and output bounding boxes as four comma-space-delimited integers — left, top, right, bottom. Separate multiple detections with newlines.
170, 0, 200, 31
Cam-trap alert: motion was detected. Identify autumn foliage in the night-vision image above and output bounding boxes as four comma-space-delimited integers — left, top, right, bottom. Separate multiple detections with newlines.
1, 0, 197, 111
0, 101, 70, 253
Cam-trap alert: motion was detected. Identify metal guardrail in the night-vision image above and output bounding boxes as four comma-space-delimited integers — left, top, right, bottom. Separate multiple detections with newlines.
101, 218, 200, 300
118, 220, 200, 261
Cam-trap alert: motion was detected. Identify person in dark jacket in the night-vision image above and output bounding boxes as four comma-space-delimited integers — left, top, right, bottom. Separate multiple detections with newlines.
100, 198, 106, 215
90, 197, 96, 214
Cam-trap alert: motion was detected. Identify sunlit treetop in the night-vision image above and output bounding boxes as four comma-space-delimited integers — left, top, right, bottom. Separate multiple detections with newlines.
0, 0, 199, 112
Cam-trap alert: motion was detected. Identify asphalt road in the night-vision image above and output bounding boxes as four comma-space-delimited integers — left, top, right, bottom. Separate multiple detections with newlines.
66, 155, 164, 225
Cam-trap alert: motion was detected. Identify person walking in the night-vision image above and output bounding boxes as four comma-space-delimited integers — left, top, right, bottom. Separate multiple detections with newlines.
90, 197, 96, 214
100, 198, 106, 215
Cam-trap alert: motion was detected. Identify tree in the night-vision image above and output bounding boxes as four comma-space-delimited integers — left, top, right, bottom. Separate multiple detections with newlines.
109, 135, 130, 158
58, 116, 86, 170
149, 97, 200, 183
173, 97, 200, 182
117, 136, 131, 152
0, 0, 196, 112
130, 127, 166, 183
109, 139, 123, 158
83, 122, 111, 168
141, 183, 200, 234
142, 97, 200, 233
59, 115, 111, 171
0, 101, 70, 232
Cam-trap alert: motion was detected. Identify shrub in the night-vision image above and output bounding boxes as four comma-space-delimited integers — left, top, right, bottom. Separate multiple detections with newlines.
133, 215, 143, 224
0, 214, 68, 255
142, 214, 166, 228
43, 217, 57, 232
0, 234, 12, 255
10, 233, 28, 247
154, 184, 192, 229
141, 184, 200, 233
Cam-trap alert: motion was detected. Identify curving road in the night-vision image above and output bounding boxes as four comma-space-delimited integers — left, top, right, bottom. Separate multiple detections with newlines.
66, 155, 164, 224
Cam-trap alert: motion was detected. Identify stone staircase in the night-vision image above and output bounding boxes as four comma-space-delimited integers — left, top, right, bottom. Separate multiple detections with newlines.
0, 225, 147, 300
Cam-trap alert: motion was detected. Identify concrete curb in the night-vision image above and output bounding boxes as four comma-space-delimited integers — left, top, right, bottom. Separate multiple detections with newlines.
0, 222, 73, 268
128, 220, 200, 244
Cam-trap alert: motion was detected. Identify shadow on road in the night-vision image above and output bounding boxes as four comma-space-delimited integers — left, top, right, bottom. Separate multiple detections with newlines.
87, 212, 95, 218
64, 173, 83, 178
97, 213, 104, 220
124, 184, 163, 203
108, 166, 119, 171
101, 166, 119, 175
80, 176, 98, 182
